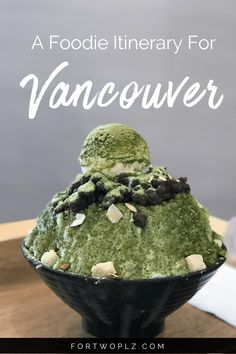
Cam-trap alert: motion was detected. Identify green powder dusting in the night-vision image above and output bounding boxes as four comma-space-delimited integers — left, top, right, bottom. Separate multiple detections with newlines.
79, 124, 150, 171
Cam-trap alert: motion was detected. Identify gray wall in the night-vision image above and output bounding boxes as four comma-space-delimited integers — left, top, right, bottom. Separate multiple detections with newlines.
0, 0, 235, 222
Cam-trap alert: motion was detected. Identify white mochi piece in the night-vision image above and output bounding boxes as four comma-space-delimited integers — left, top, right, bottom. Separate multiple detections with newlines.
91, 261, 117, 278
185, 254, 206, 272
41, 250, 59, 267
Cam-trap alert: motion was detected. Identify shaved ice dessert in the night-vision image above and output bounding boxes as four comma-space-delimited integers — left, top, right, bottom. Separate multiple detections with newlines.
24, 124, 225, 279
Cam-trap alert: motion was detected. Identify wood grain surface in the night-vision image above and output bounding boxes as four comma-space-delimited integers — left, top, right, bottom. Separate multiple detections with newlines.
0, 217, 235, 339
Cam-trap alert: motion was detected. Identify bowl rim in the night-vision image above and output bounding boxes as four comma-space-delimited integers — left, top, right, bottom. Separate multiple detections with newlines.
22, 241, 226, 284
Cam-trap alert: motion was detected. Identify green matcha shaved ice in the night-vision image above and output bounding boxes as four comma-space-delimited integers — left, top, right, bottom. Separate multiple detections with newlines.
25, 194, 224, 279
24, 123, 226, 279
79, 124, 150, 174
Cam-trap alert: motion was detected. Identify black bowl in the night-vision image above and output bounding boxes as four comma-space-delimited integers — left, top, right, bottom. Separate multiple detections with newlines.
22, 243, 226, 338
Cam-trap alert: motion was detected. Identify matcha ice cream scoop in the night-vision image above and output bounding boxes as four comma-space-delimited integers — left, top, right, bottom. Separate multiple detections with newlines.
79, 124, 150, 175
24, 124, 226, 279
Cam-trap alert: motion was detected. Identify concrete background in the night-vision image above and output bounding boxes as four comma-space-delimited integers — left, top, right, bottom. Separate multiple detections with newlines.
0, 0, 235, 222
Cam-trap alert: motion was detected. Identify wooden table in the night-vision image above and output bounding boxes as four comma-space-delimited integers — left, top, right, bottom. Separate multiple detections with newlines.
0, 216, 235, 338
